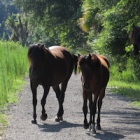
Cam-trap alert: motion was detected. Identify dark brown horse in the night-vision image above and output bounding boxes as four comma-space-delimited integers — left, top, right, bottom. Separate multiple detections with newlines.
130, 24, 140, 55
28, 44, 78, 124
78, 54, 110, 134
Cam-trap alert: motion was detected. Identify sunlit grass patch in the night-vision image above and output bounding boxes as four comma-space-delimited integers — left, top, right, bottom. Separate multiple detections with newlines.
0, 114, 7, 139
132, 101, 140, 107
108, 80, 140, 108
7, 78, 26, 104
0, 40, 28, 106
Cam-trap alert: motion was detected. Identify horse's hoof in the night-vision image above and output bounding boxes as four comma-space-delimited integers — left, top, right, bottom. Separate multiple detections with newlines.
31, 120, 37, 124
40, 114, 47, 121
89, 124, 96, 134
92, 130, 96, 134
55, 116, 63, 122
84, 123, 89, 129
96, 125, 101, 130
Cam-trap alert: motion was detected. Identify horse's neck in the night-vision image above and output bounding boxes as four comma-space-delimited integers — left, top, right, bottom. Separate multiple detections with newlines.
45, 48, 53, 59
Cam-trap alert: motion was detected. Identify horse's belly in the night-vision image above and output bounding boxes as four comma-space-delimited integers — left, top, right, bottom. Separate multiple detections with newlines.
51, 66, 68, 85
51, 73, 67, 85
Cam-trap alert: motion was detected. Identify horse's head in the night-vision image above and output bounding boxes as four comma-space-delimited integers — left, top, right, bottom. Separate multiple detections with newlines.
78, 54, 93, 89
130, 24, 140, 55
28, 44, 46, 79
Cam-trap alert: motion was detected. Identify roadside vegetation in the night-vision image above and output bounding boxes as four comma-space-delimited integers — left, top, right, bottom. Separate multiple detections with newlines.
108, 58, 140, 107
0, 40, 28, 125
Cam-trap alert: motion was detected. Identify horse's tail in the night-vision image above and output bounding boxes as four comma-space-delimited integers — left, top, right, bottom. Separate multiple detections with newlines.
27, 48, 31, 66
72, 54, 78, 74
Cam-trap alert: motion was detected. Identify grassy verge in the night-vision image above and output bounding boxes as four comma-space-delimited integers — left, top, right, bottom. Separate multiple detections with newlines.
108, 63, 140, 108
0, 40, 28, 129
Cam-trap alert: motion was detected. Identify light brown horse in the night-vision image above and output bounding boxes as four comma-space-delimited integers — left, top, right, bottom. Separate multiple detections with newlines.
78, 54, 110, 134
28, 44, 78, 124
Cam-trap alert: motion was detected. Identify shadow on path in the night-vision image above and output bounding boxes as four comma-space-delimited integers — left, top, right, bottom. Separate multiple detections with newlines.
37, 121, 83, 133
89, 130, 125, 140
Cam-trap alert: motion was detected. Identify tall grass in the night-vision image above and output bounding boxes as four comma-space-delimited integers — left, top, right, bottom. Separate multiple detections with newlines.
0, 40, 28, 107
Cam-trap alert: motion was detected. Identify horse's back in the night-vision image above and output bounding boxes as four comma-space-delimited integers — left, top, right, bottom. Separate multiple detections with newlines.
49, 46, 72, 59
49, 46, 68, 54
48, 46, 74, 84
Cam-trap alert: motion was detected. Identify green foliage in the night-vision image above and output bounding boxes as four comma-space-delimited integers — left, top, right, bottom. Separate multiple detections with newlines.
109, 80, 140, 107
109, 58, 140, 107
0, 40, 28, 106
110, 59, 137, 82
80, 0, 140, 57
5, 13, 30, 46
0, 0, 18, 39
13, 0, 87, 49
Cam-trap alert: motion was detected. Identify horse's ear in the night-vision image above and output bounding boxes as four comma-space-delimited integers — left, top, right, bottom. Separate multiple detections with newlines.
87, 54, 91, 61
92, 54, 99, 63
40, 44, 45, 49
78, 54, 81, 58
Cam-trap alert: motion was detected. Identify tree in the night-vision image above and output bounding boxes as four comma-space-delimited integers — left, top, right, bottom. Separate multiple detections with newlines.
13, 0, 87, 49
78, 0, 140, 56
6, 14, 29, 46
0, 0, 18, 39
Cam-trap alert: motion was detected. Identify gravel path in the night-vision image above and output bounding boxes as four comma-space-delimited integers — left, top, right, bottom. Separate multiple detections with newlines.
3, 74, 140, 140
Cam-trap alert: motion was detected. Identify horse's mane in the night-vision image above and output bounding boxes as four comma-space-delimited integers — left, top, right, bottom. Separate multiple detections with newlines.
27, 46, 33, 65
72, 54, 78, 74
90, 54, 101, 68
27, 44, 48, 65
90, 54, 110, 69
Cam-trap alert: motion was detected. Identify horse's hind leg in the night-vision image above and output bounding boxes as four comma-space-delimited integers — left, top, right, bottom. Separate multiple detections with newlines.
40, 86, 50, 121
88, 93, 96, 133
30, 81, 37, 124
96, 89, 105, 130
52, 85, 62, 121
55, 80, 68, 122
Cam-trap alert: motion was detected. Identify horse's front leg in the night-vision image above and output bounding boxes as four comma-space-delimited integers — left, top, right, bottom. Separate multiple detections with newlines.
90, 94, 98, 134
83, 90, 89, 129
88, 94, 95, 132
40, 86, 50, 121
97, 89, 105, 130
30, 81, 38, 124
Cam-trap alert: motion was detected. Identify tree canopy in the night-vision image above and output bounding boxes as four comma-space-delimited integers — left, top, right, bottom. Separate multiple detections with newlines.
1, 0, 140, 55
13, 0, 87, 49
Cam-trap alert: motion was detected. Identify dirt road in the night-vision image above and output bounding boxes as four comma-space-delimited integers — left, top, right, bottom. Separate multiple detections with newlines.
3, 74, 140, 140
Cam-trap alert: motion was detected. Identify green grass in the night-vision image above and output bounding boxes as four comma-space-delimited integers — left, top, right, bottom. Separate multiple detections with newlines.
0, 40, 28, 126
0, 113, 7, 139
108, 63, 140, 108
